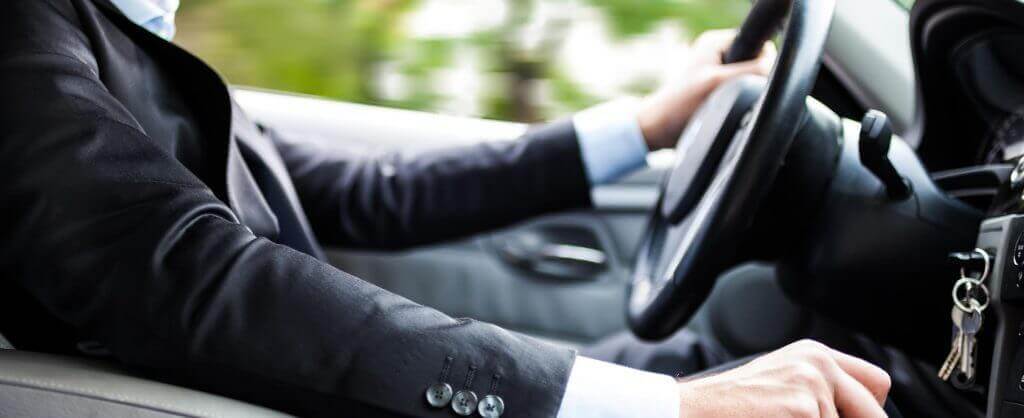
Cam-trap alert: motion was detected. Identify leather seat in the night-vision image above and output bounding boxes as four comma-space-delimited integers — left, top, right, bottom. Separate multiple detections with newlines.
0, 349, 291, 418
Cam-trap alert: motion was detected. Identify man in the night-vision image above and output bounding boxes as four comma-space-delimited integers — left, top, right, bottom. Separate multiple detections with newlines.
0, 0, 893, 417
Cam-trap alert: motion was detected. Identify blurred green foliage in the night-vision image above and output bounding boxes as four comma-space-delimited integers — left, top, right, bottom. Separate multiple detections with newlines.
176, 0, 748, 121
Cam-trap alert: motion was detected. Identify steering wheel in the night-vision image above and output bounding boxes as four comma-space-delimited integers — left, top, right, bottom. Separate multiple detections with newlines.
627, 0, 836, 340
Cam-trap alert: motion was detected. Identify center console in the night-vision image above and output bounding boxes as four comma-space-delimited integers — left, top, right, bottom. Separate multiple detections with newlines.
975, 214, 1024, 416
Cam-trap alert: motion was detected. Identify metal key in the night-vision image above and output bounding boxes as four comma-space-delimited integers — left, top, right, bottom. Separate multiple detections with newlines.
938, 307, 964, 381
958, 310, 983, 379
952, 309, 983, 388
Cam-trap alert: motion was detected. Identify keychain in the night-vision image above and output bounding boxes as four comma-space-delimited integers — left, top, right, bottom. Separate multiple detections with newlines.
938, 248, 990, 390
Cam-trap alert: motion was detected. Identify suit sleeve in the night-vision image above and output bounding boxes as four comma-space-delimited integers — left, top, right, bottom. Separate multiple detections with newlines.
0, 3, 575, 417
266, 119, 593, 250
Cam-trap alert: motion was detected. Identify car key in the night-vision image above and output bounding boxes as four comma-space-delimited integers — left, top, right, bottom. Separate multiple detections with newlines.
938, 307, 964, 381
953, 309, 983, 388
958, 310, 982, 377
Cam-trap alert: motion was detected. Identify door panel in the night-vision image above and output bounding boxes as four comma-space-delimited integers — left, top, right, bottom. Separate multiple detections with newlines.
327, 211, 639, 345
235, 88, 666, 344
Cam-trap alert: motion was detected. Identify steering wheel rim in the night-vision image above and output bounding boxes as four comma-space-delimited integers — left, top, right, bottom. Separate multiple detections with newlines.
627, 0, 836, 340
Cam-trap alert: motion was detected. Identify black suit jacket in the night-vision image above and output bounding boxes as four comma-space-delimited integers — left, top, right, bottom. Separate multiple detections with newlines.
0, 0, 594, 416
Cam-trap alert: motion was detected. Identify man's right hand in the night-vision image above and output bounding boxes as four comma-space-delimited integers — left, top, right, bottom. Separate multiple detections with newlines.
677, 340, 892, 418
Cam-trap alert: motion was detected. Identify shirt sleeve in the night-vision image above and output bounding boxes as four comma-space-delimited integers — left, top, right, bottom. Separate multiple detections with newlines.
557, 356, 680, 418
573, 98, 651, 186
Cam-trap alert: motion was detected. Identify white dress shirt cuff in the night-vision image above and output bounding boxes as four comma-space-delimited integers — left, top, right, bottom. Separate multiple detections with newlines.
573, 98, 650, 186
557, 356, 680, 418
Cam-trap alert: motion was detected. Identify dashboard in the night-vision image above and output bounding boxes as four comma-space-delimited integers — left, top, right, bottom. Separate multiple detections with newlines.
951, 30, 1024, 162
895, 1, 1024, 415
947, 24, 1024, 418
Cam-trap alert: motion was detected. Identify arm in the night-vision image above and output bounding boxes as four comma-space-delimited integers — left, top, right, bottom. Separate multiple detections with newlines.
267, 120, 592, 250
0, 3, 573, 416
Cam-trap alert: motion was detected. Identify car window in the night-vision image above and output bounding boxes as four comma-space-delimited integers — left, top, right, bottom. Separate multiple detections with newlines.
176, 0, 747, 122
894, 0, 914, 8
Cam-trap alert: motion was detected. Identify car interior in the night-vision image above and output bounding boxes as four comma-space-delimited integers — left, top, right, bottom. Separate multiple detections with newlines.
3, 0, 1024, 416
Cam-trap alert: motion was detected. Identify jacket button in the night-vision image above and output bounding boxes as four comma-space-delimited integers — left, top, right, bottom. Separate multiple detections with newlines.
477, 394, 505, 417
425, 383, 453, 408
451, 390, 478, 416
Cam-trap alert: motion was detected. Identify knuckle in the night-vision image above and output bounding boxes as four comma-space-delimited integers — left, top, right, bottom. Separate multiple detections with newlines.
791, 362, 826, 387
794, 340, 831, 364
786, 394, 821, 418
793, 339, 826, 351
873, 369, 893, 396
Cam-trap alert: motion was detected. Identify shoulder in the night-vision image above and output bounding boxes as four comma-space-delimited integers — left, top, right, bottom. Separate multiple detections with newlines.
1, 0, 97, 69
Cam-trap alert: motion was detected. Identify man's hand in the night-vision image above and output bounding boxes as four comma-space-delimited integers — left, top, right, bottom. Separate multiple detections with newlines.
677, 340, 892, 418
639, 29, 777, 150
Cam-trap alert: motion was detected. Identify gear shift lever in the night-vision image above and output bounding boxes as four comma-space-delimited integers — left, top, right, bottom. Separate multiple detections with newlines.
859, 110, 911, 200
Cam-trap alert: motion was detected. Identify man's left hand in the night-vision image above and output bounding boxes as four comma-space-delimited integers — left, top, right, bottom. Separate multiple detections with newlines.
638, 29, 778, 150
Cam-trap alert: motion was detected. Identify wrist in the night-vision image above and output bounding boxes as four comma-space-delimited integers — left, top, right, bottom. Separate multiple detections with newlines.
638, 73, 719, 151
676, 381, 695, 418
638, 101, 672, 151
675, 378, 715, 418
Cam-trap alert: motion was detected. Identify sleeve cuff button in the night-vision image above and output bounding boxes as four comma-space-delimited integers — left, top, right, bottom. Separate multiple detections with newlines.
425, 383, 454, 408
478, 394, 505, 417
451, 390, 479, 416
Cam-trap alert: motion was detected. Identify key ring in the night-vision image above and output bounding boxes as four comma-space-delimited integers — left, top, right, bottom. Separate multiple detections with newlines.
953, 277, 990, 313
959, 248, 991, 283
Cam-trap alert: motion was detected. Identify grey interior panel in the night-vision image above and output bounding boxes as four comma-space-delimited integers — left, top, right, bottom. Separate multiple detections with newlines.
0, 350, 290, 418
825, 0, 915, 139
233, 89, 529, 151
322, 172, 661, 343
328, 210, 646, 344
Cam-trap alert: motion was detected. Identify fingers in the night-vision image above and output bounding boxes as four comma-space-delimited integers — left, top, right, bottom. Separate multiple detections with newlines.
787, 340, 891, 418
707, 58, 771, 85
757, 41, 779, 65
735, 40, 776, 72
818, 397, 840, 418
831, 367, 889, 418
709, 40, 776, 83
826, 347, 892, 406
